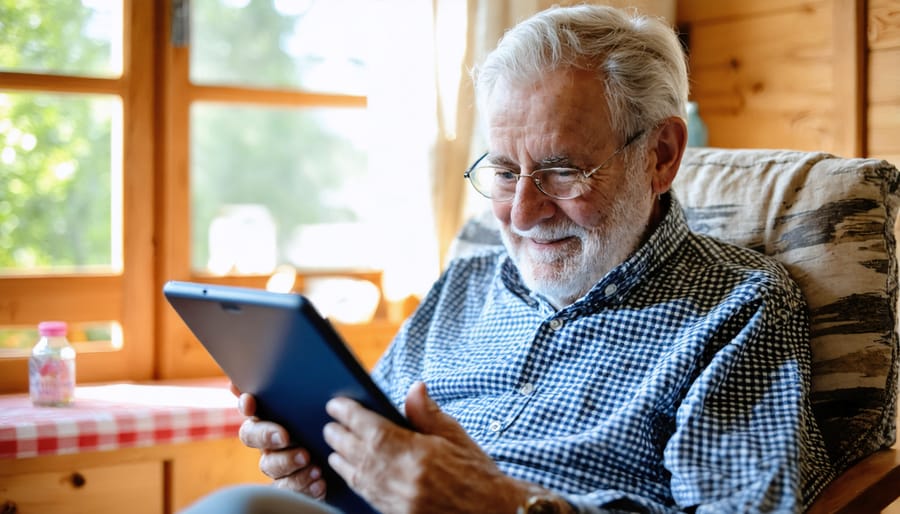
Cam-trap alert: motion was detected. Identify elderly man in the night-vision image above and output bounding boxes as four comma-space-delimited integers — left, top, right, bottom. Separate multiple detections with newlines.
187, 4, 834, 514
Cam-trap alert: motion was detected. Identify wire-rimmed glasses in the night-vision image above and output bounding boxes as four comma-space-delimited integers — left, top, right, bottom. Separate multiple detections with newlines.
464, 131, 645, 201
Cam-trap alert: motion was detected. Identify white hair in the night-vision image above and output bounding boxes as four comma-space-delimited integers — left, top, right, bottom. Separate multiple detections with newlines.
473, 4, 689, 145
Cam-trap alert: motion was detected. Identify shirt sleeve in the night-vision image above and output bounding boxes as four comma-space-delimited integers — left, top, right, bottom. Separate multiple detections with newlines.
662, 284, 834, 512
554, 283, 833, 514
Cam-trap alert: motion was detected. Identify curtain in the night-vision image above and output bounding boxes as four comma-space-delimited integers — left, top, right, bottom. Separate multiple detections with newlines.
430, 0, 546, 270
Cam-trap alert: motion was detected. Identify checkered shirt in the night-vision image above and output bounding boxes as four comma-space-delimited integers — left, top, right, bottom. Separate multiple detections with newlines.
372, 196, 833, 513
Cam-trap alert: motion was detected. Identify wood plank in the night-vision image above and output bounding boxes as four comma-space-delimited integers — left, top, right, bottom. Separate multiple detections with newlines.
678, 0, 824, 24
869, 47, 900, 103
832, 0, 866, 157
868, 45, 900, 159
1, 438, 266, 514
869, 104, 900, 155
687, 4, 831, 68
550, 0, 675, 21
686, 3, 836, 151
168, 437, 268, 511
157, 0, 199, 379
0, 276, 122, 325
333, 319, 401, 370
808, 449, 900, 513
121, 0, 157, 383
0, 71, 124, 95
1, 460, 164, 514
700, 113, 837, 151
869, 0, 900, 50
191, 84, 365, 108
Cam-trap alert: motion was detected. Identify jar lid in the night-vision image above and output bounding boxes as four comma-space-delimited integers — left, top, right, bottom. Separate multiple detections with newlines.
38, 321, 68, 336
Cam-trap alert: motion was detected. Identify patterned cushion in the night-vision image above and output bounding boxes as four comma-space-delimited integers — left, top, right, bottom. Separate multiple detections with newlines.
450, 148, 900, 475
674, 148, 900, 474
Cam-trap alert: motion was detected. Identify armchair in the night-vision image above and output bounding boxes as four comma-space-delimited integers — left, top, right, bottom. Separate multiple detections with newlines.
450, 147, 900, 512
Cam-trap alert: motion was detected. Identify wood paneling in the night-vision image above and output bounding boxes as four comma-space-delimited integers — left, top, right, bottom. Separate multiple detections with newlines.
869, 104, 900, 159
678, 0, 819, 23
684, 2, 838, 151
870, 0, 900, 50
869, 1, 900, 163
680, 0, 899, 160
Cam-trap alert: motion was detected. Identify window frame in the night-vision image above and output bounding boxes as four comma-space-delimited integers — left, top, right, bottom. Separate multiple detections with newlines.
0, 0, 375, 392
0, 0, 156, 392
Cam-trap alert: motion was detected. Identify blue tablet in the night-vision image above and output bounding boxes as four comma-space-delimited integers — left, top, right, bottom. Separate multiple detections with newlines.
163, 280, 408, 514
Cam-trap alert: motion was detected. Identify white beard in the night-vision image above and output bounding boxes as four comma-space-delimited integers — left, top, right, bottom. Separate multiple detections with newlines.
500, 164, 652, 309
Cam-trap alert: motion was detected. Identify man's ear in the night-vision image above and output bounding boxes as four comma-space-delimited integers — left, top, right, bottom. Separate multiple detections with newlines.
649, 116, 687, 195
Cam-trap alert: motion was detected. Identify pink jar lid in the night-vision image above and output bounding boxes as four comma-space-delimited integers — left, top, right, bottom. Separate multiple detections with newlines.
38, 321, 68, 336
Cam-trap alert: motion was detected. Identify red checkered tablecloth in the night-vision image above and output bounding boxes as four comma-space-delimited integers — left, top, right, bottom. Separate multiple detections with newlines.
0, 379, 244, 459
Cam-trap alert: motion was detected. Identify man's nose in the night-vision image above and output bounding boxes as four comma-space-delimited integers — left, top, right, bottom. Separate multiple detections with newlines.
509, 175, 555, 231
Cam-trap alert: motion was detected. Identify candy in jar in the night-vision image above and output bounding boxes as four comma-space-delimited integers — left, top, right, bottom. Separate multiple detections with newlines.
29, 320, 76, 406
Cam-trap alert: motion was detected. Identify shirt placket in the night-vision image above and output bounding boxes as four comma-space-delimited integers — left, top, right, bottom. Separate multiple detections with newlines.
481, 313, 569, 438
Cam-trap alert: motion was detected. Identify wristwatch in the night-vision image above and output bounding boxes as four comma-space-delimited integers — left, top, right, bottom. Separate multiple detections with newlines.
517, 495, 563, 514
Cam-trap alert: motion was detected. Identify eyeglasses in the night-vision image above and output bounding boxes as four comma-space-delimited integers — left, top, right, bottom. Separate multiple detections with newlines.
463, 131, 645, 201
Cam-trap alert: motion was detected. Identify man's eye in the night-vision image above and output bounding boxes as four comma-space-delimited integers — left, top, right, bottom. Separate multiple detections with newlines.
548, 168, 579, 180
493, 169, 518, 181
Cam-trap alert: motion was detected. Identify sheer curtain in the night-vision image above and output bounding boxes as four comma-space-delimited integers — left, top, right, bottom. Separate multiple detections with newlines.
365, 0, 520, 298
431, 0, 548, 270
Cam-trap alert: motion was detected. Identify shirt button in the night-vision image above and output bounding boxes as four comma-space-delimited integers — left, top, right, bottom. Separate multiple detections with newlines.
489, 420, 502, 433
604, 284, 618, 296
548, 318, 564, 331
518, 383, 534, 395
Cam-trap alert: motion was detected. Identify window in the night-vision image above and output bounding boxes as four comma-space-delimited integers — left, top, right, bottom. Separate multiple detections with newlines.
0, 0, 413, 391
0, 0, 151, 392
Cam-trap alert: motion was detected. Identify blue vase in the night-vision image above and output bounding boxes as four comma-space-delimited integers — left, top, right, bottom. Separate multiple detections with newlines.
686, 101, 708, 147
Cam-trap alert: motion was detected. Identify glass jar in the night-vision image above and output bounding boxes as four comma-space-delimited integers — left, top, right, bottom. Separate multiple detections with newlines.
29, 320, 76, 406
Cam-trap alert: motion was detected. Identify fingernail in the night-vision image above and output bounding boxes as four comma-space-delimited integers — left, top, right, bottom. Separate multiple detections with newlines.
309, 480, 324, 497
309, 466, 321, 480
270, 433, 284, 447
294, 453, 308, 467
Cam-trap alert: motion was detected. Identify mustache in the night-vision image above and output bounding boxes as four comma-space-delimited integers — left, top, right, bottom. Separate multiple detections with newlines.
507, 221, 587, 241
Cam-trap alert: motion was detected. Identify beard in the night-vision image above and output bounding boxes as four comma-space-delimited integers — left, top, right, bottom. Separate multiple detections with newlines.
499, 161, 652, 308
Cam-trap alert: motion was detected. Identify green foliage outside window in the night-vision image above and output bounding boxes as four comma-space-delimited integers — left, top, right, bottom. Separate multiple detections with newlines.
0, 0, 116, 271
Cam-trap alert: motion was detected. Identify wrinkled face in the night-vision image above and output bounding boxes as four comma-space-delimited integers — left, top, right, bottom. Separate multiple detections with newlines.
486, 68, 655, 307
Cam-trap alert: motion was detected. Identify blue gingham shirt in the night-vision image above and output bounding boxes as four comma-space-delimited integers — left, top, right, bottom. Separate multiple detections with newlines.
372, 196, 833, 513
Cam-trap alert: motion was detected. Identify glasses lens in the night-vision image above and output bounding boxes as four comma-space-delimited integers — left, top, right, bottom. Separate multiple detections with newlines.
540, 169, 582, 199
471, 165, 516, 200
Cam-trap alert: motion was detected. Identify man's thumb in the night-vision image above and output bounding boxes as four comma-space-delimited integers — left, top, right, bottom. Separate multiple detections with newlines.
404, 381, 471, 447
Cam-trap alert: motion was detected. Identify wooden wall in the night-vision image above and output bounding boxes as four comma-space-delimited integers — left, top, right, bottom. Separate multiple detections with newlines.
679, 0, 900, 165
870, 0, 900, 165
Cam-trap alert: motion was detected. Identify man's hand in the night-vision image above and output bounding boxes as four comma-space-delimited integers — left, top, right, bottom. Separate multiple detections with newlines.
323, 381, 531, 514
231, 384, 327, 499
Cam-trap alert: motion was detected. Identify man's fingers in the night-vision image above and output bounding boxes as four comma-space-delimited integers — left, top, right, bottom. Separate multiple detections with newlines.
239, 417, 290, 450
405, 381, 474, 448
237, 392, 256, 417
270, 464, 327, 500
325, 397, 390, 441
322, 421, 360, 462
327, 451, 357, 490
259, 447, 312, 479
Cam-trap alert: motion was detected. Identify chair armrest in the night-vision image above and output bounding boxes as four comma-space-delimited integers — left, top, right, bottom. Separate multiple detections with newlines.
807, 448, 900, 513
